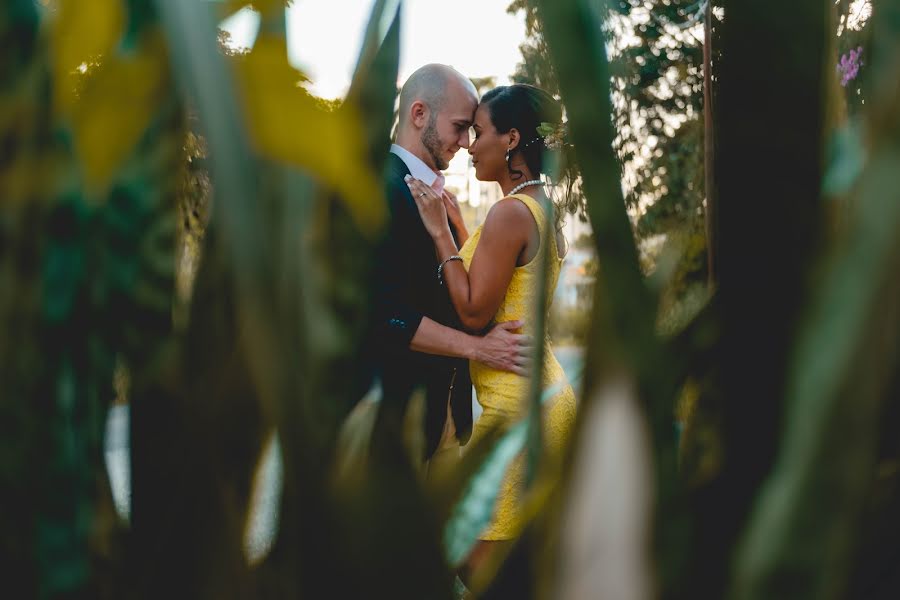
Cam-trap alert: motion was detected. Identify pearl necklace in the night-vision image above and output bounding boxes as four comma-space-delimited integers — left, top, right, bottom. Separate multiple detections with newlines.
508, 179, 543, 196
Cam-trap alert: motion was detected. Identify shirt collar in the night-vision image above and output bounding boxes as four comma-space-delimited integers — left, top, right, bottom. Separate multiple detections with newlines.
390, 144, 445, 194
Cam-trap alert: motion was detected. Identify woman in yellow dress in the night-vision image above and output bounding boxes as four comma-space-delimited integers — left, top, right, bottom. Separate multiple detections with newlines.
405, 83, 577, 577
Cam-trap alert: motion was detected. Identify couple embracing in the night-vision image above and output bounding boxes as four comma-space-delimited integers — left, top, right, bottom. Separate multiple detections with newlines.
373, 63, 576, 576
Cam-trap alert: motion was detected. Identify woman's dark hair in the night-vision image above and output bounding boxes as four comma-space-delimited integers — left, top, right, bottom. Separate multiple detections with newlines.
480, 84, 563, 181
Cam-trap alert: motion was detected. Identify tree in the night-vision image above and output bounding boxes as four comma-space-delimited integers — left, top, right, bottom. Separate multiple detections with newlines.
508, 0, 710, 303
510, 1, 706, 226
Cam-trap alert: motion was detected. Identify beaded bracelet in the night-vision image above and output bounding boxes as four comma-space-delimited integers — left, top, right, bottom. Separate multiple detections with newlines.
437, 255, 462, 285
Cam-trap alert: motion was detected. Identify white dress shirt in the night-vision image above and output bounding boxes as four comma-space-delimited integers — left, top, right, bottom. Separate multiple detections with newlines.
390, 144, 446, 195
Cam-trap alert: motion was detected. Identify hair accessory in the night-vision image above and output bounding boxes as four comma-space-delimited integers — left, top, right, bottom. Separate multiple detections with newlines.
536, 121, 570, 150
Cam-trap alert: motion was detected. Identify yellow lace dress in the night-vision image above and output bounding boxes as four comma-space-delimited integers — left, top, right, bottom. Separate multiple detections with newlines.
458, 193, 577, 541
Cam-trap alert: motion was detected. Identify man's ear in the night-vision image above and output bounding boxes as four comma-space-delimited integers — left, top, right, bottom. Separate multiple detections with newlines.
508, 128, 521, 151
410, 100, 429, 129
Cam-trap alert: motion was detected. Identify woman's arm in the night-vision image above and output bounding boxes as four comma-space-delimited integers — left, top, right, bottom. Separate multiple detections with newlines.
407, 176, 534, 331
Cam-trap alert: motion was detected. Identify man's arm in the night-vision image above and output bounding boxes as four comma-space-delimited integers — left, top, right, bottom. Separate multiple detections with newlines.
376, 176, 429, 350
410, 317, 532, 376
378, 169, 531, 376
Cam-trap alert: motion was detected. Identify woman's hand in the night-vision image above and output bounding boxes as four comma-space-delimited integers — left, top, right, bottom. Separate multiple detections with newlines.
442, 188, 463, 228
406, 175, 451, 240
442, 188, 469, 244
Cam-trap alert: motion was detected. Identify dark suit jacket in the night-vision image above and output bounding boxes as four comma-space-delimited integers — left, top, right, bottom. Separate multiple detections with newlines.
373, 152, 473, 459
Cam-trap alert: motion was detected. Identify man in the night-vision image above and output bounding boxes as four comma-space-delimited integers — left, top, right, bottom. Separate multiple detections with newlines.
375, 64, 530, 467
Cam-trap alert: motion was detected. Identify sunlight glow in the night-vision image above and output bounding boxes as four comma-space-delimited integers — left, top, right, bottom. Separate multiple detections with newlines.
217, 0, 527, 100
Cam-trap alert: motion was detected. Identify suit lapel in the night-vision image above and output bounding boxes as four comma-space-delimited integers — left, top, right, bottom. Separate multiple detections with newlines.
388, 151, 461, 242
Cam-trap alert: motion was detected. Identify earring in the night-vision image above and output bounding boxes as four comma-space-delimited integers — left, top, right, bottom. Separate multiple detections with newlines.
505, 148, 511, 165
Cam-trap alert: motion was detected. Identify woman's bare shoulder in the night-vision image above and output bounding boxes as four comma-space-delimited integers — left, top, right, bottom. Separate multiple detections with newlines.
484, 195, 535, 225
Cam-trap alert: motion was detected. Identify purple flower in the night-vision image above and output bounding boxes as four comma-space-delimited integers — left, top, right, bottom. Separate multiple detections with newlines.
838, 46, 864, 87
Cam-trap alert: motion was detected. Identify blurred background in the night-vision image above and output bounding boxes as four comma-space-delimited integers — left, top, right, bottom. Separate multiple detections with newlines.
2, 0, 898, 599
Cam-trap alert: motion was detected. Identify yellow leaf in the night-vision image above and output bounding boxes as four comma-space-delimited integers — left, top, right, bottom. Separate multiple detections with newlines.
234, 36, 386, 237
50, 0, 124, 117
71, 34, 170, 190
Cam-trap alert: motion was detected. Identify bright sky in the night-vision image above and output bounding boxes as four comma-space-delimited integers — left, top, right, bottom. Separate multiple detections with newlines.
220, 0, 527, 100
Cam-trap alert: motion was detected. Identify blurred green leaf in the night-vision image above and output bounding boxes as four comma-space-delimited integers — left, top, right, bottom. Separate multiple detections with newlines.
730, 2, 900, 596
731, 151, 900, 600
535, 0, 660, 391
402, 391, 427, 470
553, 375, 655, 599
444, 420, 528, 567
536, 0, 686, 592
823, 118, 866, 197
333, 395, 380, 487
346, 0, 401, 177
523, 195, 556, 487
442, 377, 578, 567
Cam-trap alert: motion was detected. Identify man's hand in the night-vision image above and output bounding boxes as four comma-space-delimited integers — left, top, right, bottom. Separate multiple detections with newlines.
472, 320, 533, 377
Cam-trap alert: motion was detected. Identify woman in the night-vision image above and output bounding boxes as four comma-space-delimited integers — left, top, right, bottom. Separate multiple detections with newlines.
405, 83, 577, 578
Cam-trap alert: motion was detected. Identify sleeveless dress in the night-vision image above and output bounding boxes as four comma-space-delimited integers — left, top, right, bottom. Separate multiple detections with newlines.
458, 193, 577, 540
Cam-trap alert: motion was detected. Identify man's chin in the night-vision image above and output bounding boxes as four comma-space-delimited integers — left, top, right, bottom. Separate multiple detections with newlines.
439, 150, 459, 170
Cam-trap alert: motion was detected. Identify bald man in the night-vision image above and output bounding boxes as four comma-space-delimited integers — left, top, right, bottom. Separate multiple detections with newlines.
374, 64, 530, 467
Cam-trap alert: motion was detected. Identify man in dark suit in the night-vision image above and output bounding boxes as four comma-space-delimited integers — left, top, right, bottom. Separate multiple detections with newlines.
375, 64, 530, 470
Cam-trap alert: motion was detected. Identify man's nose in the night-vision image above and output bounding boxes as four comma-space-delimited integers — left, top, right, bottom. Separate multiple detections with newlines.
459, 129, 471, 149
